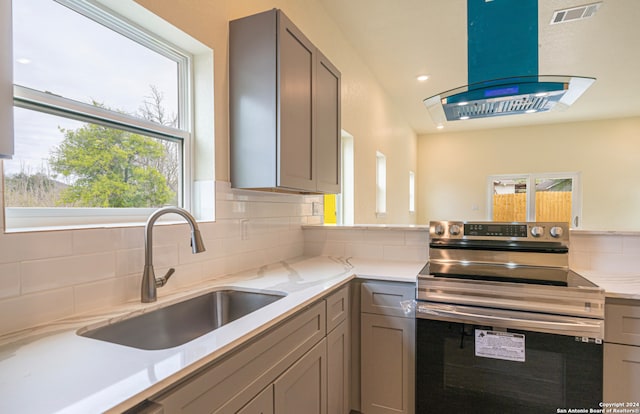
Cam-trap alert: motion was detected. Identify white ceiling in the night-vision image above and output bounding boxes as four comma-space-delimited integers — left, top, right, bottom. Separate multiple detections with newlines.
318, 0, 640, 135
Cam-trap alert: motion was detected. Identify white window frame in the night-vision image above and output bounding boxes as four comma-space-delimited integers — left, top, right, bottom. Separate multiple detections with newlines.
487, 171, 582, 227
336, 130, 354, 225
375, 151, 387, 217
2, 0, 216, 232
409, 170, 415, 214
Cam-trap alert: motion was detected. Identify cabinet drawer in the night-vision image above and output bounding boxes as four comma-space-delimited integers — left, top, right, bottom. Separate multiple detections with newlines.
606, 303, 640, 346
361, 281, 415, 318
326, 285, 349, 333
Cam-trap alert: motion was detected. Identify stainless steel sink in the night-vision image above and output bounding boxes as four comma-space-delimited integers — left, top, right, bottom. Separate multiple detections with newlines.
79, 288, 286, 350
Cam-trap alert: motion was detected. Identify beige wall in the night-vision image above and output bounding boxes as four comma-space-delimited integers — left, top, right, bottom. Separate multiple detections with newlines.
417, 116, 640, 231
135, 0, 418, 224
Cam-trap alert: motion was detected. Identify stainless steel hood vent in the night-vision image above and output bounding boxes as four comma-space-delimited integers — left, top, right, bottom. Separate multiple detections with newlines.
424, 75, 595, 122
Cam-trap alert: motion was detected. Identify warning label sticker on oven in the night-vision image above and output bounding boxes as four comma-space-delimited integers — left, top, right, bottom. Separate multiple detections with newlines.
475, 329, 525, 362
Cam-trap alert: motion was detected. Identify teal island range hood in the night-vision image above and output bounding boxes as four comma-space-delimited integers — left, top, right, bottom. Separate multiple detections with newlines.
425, 0, 596, 123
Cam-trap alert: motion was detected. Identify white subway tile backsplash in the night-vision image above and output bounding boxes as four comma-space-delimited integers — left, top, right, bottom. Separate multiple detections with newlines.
569, 231, 640, 274
591, 253, 640, 273
345, 243, 384, 259
303, 228, 327, 243
363, 229, 405, 246
622, 234, 640, 252
21, 252, 116, 294
115, 248, 144, 277
0, 288, 74, 336
570, 234, 623, 254
0, 182, 323, 335
304, 241, 346, 257
0, 263, 20, 299
0, 231, 74, 264
72, 229, 118, 255
405, 231, 429, 246
383, 245, 428, 262
73, 275, 138, 315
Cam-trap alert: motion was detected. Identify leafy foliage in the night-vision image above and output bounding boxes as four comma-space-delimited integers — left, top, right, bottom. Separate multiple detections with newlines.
49, 123, 175, 207
4, 168, 63, 207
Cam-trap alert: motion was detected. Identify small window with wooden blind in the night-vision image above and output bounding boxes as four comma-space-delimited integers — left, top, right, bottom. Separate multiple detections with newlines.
488, 172, 581, 228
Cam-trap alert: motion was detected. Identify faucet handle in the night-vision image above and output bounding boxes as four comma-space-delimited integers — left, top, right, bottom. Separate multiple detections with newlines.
156, 268, 175, 288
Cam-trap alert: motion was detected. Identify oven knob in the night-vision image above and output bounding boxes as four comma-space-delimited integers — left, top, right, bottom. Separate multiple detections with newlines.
449, 224, 461, 236
434, 224, 445, 236
531, 226, 544, 237
550, 226, 564, 238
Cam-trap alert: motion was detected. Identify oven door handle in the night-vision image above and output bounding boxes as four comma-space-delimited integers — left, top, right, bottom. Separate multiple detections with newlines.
417, 303, 604, 339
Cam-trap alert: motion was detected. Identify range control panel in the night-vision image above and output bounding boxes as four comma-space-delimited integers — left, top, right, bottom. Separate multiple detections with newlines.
430, 221, 569, 243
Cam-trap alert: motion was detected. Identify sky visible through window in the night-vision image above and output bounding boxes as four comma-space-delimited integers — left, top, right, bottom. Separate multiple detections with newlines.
8, 0, 179, 177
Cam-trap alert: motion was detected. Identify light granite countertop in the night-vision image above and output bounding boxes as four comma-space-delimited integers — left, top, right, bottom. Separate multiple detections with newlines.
0, 256, 423, 414
573, 269, 640, 301
1, 255, 637, 414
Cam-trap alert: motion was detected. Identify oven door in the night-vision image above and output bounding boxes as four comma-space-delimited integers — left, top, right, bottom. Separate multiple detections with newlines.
416, 304, 603, 414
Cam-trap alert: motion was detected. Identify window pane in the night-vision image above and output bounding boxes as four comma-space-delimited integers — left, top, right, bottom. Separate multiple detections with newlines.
376, 151, 386, 214
12, 0, 179, 126
4, 107, 180, 209
535, 178, 572, 223
492, 178, 527, 221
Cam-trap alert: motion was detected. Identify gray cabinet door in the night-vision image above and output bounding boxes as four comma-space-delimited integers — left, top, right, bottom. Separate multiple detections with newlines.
361, 313, 415, 414
274, 338, 327, 414
237, 385, 274, 414
604, 343, 640, 403
278, 12, 315, 191
327, 320, 350, 414
315, 50, 341, 194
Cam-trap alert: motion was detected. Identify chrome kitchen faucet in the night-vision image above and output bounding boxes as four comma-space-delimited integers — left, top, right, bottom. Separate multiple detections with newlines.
141, 206, 206, 303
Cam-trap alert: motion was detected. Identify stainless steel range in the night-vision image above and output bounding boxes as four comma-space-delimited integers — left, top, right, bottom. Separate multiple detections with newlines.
415, 221, 605, 413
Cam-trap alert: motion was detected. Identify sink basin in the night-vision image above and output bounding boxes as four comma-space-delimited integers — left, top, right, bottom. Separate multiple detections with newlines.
79, 288, 286, 350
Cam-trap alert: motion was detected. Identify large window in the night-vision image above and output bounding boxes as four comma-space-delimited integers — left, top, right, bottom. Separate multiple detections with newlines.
4, 0, 195, 230
489, 172, 581, 227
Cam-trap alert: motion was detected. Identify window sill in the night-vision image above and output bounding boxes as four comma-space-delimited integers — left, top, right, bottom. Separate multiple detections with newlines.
4, 207, 213, 233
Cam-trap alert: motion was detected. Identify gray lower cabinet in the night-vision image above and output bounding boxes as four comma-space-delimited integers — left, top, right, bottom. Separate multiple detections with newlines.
144, 284, 350, 414
237, 385, 273, 414
274, 338, 327, 414
326, 285, 350, 414
360, 281, 415, 414
604, 301, 640, 403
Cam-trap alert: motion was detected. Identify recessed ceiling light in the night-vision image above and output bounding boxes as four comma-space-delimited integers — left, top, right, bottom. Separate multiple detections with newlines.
436, 124, 444, 129
16, 58, 31, 64
416, 75, 429, 82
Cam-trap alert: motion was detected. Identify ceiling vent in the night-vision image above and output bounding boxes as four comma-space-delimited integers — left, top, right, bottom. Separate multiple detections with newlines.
550, 2, 602, 25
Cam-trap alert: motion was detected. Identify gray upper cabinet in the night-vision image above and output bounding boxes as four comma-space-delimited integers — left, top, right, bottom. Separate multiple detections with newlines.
229, 9, 341, 194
